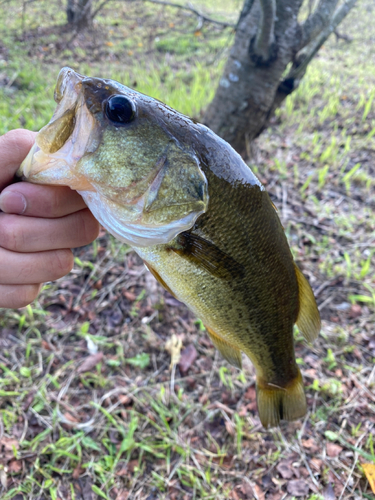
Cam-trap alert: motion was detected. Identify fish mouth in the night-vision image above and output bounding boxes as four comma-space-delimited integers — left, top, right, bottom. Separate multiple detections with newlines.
18, 67, 209, 247
19, 67, 97, 191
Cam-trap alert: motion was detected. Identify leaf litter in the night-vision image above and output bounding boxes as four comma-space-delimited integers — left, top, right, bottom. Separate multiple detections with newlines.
0, 0, 375, 499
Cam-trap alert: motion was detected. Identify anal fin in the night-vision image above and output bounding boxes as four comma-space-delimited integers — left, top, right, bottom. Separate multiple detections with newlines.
294, 264, 321, 343
205, 325, 242, 369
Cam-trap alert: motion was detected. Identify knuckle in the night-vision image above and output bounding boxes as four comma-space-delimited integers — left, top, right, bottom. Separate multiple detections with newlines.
0, 284, 40, 309
50, 249, 74, 279
74, 209, 100, 246
0, 215, 22, 251
51, 187, 64, 215
17, 284, 41, 308
1, 129, 19, 145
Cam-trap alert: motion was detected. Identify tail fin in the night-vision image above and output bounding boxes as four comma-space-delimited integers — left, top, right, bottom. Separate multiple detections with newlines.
256, 369, 306, 428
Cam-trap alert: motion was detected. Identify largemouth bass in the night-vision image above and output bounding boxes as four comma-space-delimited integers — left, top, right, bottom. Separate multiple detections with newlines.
20, 67, 321, 428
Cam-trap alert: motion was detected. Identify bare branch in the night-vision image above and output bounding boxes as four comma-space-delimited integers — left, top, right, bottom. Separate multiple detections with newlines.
271, 0, 357, 111
334, 29, 352, 42
299, 0, 339, 49
236, 0, 256, 30
252, 0, 276, 61
91, 0, 112, 20
142, 0, 236, 28
292, 0, 357, 80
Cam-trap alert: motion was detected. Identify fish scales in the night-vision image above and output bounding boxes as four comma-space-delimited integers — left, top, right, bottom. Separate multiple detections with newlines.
19, 67, 321, 428
138, 166, 299, 378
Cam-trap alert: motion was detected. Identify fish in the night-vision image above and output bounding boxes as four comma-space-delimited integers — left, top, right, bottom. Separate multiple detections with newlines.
20, 67, 321, 428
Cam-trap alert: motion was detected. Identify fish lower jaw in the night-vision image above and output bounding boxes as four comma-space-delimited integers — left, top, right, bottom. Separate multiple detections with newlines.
79, 190, 204, 247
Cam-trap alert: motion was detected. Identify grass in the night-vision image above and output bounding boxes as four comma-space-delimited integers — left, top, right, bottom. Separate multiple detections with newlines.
0, 0, 375, 499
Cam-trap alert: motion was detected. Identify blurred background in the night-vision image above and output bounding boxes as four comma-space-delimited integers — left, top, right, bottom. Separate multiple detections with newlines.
0, 1, 374, 499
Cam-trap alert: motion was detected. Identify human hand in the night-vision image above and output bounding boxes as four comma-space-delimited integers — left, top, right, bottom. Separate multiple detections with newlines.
0, 129, 100, 308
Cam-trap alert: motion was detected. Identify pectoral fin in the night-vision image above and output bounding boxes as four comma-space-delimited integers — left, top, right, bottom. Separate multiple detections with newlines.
172, 232, 245, 281
205, 325, 242, 369
294, 264, 321, 343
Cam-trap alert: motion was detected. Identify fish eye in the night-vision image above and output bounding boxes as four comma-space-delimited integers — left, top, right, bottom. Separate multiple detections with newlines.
105, 95, 136, 125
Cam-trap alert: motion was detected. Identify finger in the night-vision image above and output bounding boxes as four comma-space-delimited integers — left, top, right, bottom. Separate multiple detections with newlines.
0, 284, 42, 309
0, 183, 87, 217
0, 247, 74, 284
0, 130, 37, 190
0, 209, 100, 252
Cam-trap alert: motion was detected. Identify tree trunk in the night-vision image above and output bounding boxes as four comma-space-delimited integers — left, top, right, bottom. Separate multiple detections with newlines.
66, 0, 92, 30
203, 0, 357, 158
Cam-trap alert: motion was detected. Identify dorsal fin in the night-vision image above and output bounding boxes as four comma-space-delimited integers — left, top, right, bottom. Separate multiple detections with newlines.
294, 264, 321, 343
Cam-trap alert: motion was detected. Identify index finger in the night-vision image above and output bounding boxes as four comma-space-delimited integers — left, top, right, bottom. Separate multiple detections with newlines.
0, 129, 37, 190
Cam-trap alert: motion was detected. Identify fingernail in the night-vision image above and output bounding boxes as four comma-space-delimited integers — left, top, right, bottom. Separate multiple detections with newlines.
0, 191, 27, 214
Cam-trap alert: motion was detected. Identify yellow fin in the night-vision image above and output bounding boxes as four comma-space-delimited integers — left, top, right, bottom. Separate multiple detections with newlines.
294, 264, 321, 343
205, 326, 242, 369
143, 260, 177, 298
256, 369, 306, 428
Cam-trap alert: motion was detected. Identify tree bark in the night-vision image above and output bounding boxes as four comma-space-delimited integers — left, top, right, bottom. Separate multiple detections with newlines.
203, 0, 357, 158
66, 0, 92, 30
203, 0, 304, 157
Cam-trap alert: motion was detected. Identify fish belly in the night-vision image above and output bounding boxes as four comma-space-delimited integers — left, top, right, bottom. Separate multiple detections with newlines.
136, 242, 296, 370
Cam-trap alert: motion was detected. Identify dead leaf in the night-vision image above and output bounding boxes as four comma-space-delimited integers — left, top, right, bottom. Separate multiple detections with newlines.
0, 436, 20, 451
348, 303, 362, 318
199, 393, 209, 404
301, 438, 319, 453
322, 483, 335, 500
326, 442, 343, 458
0, 468, 7, 489
72, 464, 84, 480
77, 352, 103, 374
41, 340, 53, 350
241, 479, 253, 497
123, 290, 136, 301
165, 334, 182, 368
231, 490, 240, 500
310, 458, 323, 471
7, 459, 22, 474
252, 483, 265, 500
225, 420, 235, 436
22, 390, 36, 411
118, 394, 132, 406
277, 461, 294, 479
287, 480, 309, 497
244, 386, 256, 401
115, 491, 128, 500
63, 412, 79, 423
178, 344, 198, 375
362, 463, 375, 494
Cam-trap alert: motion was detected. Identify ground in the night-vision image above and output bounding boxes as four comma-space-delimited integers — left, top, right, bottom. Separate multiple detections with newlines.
0, 0, 374, 499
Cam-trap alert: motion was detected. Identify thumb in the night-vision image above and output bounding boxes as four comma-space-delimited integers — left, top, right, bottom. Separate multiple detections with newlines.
0, 129, 37, 191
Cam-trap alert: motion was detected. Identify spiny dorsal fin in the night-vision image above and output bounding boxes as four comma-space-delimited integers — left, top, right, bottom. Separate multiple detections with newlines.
205, 325, 242, 369
294, 264, 321, 343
